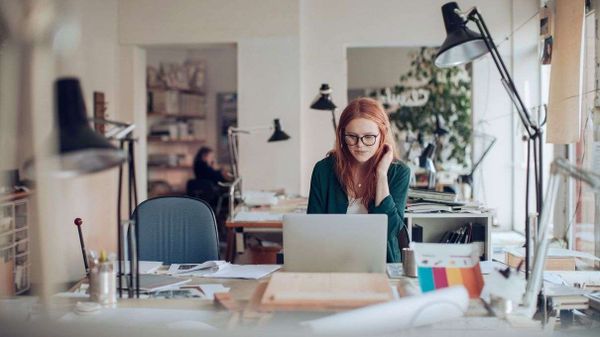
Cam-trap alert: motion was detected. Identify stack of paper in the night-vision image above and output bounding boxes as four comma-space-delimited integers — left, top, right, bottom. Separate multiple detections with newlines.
202, 264, 281, 280
168, 261, 281, 280
167, 261, 228, 275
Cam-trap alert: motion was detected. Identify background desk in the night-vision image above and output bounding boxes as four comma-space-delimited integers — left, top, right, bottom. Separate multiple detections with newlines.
226, 205, 494, 262
405, 212, 494, 260
224, 198, 307, 262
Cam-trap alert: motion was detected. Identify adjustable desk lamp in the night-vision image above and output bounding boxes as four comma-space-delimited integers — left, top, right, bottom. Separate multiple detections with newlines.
92, 117, 139, 298
521, 158, 600, 318
460, 132, 497, 186
54, 79, 139, 297
53, 78, 127, 175
435, 2, 546, 278
226, 119, 290, 220
310, 83, 338, 132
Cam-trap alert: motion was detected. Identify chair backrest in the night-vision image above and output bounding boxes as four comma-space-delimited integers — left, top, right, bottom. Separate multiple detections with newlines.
132, 196, 219, 264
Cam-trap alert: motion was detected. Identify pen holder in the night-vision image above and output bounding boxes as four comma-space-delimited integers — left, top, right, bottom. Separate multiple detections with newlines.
402, 248, 417, 277
89, 261, 116, 306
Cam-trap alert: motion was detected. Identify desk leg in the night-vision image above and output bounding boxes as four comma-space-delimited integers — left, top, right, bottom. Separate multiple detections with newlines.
226, 228, 236, 263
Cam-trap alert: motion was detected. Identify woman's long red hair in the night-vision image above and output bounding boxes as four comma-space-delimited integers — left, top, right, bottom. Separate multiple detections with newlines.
331, 97, 397, 209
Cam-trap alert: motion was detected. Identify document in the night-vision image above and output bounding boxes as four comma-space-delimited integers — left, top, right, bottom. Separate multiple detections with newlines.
201, 264, 281, 280
167, 261, 228, 275
114, 261, 163, 274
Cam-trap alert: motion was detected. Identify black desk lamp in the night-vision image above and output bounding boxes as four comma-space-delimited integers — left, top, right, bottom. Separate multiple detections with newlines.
435, 2, 546, 278
54, 78, 127, 175
310, 83, 338, 132
226, 119, 290, 222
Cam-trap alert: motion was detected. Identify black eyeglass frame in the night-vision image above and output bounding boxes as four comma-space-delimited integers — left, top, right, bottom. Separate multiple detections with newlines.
343, 133, 380, 147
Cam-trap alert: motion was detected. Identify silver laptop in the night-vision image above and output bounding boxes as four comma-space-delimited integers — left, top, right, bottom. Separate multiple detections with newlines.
283, 214, 387, 273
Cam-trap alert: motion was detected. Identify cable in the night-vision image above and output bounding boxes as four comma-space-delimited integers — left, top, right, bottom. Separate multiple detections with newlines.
495, 10, 541, 50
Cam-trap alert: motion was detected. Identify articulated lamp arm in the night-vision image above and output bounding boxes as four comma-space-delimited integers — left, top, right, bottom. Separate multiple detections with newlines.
521, 158, 600, 317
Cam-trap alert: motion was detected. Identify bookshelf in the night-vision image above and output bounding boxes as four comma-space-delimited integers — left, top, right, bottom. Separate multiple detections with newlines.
0, 192, 31, 296
404, 212, 493, 260
147, 88, 207, 197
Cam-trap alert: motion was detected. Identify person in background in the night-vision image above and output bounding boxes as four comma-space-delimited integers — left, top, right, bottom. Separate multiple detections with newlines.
193, 146, 231, 184
307, 97, 411, 263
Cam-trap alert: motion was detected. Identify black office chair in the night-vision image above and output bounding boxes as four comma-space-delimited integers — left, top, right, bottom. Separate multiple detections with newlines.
132, 196, 219, 264
186, 179, 228, 217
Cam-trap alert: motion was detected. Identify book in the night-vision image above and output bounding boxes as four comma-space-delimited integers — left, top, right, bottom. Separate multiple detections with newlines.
545, 284, 590, 310
406, 203, 453, 213
408, 189, 457, 203
505, 248, 576, 271
411, 224, 423, 243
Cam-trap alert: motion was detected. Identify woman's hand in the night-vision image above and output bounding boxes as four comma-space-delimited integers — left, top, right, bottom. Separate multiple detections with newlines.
377, 144, 393, 176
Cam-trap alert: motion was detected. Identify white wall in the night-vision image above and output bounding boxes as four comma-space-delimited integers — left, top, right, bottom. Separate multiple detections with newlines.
24, 0, 122, 286
347, 47, 420, 90
188, 46, 238, 156
119, 0, 302, 194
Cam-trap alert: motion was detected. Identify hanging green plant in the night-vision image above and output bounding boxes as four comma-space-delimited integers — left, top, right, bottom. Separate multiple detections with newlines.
384, 47, 472, 167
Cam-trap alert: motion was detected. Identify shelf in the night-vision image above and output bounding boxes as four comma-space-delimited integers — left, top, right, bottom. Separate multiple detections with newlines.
0, 191, 32, 204
148, 165, 193, 170
148, 112, 206, 119
148, 87, 206, 96
147, 137, 206, 144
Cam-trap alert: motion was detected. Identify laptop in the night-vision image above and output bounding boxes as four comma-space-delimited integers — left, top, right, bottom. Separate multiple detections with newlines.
282, 214, 387, 273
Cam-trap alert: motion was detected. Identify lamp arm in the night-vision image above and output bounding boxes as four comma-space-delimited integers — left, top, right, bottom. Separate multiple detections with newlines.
469, 135, 497, 175
219, 177, 242, 222
553, 157, 600, 191
469, 10, 539, 138
89, 117, 136, 140
227, 127, 239, 179
520, 163, 560, 317
521, 158, 600, 317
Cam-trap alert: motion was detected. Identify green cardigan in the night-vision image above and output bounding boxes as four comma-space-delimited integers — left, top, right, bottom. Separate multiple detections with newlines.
307, 155, 411, 263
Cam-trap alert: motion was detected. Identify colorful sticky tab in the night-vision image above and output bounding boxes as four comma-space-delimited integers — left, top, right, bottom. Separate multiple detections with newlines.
417, 267, 434, 292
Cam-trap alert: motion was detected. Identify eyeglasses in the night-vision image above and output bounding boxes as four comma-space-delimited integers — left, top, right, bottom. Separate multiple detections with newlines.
343, 134, 379, 146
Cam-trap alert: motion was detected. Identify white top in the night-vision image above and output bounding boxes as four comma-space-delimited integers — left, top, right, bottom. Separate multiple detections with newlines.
346, 198, 368, 214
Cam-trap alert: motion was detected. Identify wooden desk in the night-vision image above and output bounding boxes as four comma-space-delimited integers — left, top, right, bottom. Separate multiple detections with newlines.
224, 198, 307, 262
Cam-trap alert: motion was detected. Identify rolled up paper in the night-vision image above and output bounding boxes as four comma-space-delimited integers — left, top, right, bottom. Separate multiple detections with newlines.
302, 286, 469, 335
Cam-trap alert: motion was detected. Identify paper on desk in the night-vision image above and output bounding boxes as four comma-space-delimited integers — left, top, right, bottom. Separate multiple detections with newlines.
233, 211, 282, 222
113, 261, 163, 274
544, 270, 600, 288
242, 190, 278, 206
201, 264, 281, 279
302, 286, 469, 335
197, 284, 230, 300
505, 247, 600, 261
167, 261, 228, 275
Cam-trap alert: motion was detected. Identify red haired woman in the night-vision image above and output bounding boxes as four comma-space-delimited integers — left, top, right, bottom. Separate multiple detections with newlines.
307, 97, 411, 263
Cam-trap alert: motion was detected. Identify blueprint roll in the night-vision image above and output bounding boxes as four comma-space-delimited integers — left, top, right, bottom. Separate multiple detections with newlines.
302, 286, 469, 335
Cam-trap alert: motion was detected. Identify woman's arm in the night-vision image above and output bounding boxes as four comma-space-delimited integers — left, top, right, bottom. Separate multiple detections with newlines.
370, 163, 411, 262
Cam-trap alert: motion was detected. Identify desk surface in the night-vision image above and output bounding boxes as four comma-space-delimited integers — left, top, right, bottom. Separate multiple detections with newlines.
8, 271, 594, 336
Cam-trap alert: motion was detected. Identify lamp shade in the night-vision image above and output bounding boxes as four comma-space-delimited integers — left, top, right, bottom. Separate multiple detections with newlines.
435, 2, 489, 68
310, 83, 337, 111
56, 78, 126, 175
267, 119, 290, 142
